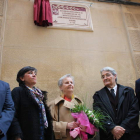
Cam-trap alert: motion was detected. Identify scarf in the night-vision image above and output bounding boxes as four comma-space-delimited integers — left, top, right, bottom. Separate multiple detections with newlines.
61, 93, 74, 102
26, 86, 48, 128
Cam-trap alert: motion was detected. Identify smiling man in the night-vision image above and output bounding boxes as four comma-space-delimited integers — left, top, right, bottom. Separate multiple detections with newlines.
93, 67, 140, 140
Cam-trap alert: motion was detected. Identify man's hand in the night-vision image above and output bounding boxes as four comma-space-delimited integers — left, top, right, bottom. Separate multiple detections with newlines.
67, 121, 79, 129
111, 126, 125, 140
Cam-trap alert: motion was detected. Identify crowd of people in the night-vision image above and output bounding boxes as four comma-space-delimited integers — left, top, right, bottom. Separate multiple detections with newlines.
0, 66, 140, 140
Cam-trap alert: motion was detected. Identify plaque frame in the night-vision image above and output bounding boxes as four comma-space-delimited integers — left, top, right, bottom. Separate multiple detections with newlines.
49, 1, 93, 31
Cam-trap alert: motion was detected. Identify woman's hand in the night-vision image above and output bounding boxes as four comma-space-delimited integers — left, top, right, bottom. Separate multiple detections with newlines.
67, 121, 79, 129
80, 125, 87, 132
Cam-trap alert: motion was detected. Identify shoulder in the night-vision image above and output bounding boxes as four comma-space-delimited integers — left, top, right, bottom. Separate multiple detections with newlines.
0, 80, 9, 87
12, 86, 24, 92
136, 78, 140, 84
118, 84, 134, 95
94, 87, 106, 97
48, 96, 64, 107
118, 84, 133, 91
11, 86, 26, 97
74, 95, 82, 103
48, 99, 55, 107
0, 81, 10, 92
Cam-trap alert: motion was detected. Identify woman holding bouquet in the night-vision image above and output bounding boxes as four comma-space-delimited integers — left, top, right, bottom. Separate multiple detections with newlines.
8, 66, 54, 140
49, 74, 86, 140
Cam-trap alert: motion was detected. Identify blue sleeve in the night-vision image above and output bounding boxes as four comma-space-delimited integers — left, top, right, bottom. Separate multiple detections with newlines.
0, 83, 15, 136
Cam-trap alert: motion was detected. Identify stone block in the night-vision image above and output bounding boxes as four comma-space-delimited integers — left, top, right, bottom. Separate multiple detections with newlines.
125, 13, 138, 28
129, 30, 140, 51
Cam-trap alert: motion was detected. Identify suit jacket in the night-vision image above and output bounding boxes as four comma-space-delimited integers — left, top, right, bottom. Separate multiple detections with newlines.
93, 84, 140, 140
0, 80, 15, 140
135, 78, 140, 110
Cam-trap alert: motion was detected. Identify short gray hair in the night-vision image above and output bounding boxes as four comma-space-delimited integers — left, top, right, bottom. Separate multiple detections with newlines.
100, 67, 117, 82
58, 74, 74, 87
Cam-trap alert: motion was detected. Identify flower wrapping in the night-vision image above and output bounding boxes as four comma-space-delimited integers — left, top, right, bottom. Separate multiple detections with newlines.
70, 111, 98, 140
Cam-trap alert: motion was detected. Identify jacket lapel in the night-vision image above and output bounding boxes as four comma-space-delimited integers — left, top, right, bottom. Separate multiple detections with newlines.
117, 84, 126, 112
99, 87, 115, 120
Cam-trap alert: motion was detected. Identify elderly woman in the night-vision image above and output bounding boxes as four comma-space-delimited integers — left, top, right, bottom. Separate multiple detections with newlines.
8, 66, 54, 140
49, 74, 87, 140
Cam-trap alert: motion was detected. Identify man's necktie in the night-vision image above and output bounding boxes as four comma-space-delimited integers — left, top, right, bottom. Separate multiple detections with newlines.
111, 89, 115, 98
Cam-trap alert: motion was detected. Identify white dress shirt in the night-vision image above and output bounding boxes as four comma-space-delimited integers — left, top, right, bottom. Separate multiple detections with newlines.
107, 84, 117, 96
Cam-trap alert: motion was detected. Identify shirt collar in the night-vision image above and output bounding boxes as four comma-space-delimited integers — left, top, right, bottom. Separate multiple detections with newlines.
107, 84, 117, 93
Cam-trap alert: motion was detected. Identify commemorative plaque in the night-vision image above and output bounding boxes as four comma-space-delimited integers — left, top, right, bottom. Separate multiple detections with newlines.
50, 1, 93, 31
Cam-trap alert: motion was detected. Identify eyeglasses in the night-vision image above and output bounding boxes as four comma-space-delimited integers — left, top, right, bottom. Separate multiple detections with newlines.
101, 73, 112, 79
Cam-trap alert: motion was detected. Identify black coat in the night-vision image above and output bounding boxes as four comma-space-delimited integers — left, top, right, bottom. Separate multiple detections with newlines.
93, 84, 140, 140
8, 85, 54, 140
135, 78, 140, 110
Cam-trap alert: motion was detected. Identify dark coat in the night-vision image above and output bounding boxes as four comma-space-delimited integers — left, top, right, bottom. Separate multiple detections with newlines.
8, 85, 54, 140
135, 78, 140, 110
93, 84, 140, 140
0, 81, 15, 140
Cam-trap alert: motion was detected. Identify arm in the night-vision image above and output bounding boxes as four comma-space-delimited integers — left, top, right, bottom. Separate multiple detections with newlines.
0, 83, 15, 136
121, 88, 139, 131
93, 93, 116, 132
44, 101, 54, 140
48, 101, 79, 139
8, 88, 23, 139
93, 92, 126, 140
48, 102, 68, 139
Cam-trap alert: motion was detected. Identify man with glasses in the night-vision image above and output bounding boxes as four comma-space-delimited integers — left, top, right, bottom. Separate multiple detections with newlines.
93, 67, 140, 140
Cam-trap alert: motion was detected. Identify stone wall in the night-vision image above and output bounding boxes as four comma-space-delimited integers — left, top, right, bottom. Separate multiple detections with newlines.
0, 0, 7, 77
121, 5, 140, 79
1, 0, 139, 110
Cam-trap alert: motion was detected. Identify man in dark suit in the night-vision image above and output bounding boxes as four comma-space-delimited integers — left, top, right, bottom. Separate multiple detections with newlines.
0, 80, 15, 140
93, 67, 140, 140
135, 78, 140, 110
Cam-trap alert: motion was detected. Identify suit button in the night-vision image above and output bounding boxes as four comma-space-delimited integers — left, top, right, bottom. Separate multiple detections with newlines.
108, 123, 110, 125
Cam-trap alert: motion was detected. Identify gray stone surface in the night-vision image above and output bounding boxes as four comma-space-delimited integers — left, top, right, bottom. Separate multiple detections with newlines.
129, 30, 140, 51
0, 0, 4, 16
134, 53, 140, 76
0, 18, 1, 31
135, 14, 140, 25
125, 13, 138, 28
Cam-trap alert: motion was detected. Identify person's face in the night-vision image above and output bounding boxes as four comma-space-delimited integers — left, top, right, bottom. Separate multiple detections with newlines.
20, 70, 37, 88
60, 77, 74, 97
101, 71, 116, 88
